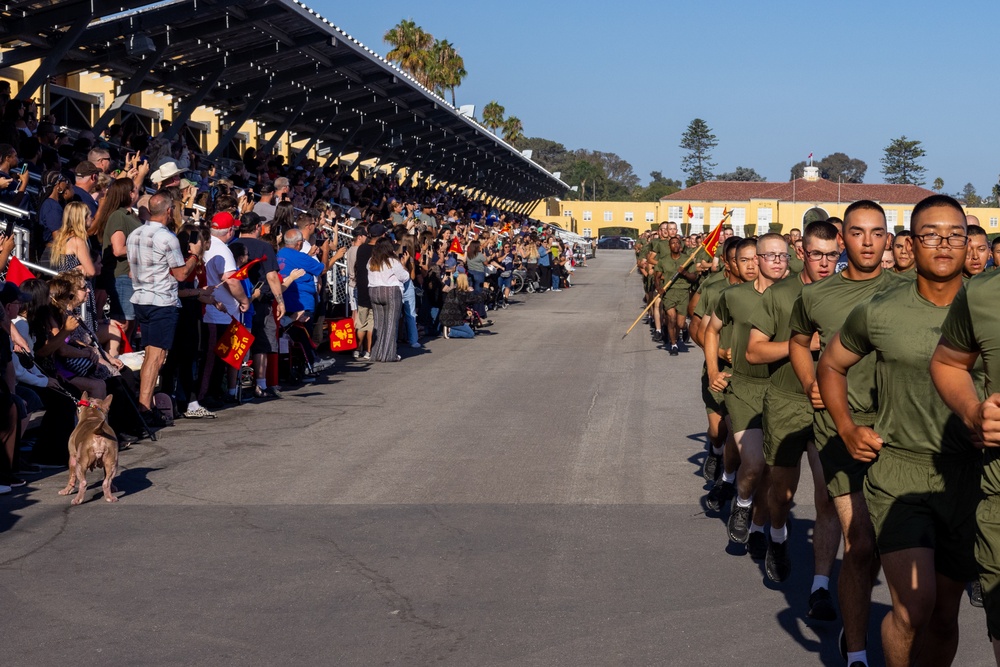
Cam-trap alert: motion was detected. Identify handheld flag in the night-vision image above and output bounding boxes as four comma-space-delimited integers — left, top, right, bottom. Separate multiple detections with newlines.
623, 209, 732, 339
230, 257, 264, 282
215, 318, 254, 368
5, 256, 35, 286
449, 238, 463, 255
686, 204, 694, 219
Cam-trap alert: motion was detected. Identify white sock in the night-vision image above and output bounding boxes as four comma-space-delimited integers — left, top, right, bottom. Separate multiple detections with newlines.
722, 470, 736, 484
846, 651, 867, 666
811, 575, 830, 593
750, 522, 765, 534
711, 445, 724, 456
770, 524, 787, 543
256, 379, 267, 390
186, 400, 201, 411
655, 329, 661, 333
735, 495, 753, 509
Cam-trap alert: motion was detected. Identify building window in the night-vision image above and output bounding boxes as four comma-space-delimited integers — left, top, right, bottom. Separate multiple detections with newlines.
668, 206, 683, 223
757, 207, 772, 228
645, 211, 655, 223
604, 211, 613, 222
731, 207, 746, 235
583, 228, 592, 237
624, 211, 634, 222
709, 207, 724, 225
583, 211, 592, 221
563, 210, 572, 217
991, 217, 998, 228
903, 210, 912, 228
886, 210, 897, 227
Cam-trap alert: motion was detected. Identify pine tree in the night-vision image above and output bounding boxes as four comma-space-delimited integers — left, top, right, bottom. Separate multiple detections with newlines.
679, 118, 717, 187
881, 136, 927, 186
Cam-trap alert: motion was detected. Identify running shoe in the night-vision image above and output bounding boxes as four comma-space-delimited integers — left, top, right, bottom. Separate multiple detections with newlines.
705, 480, 735, 512
748, 531, 768, 560
682, 327, 691, 343
652, 330, 663, 342
765, 539, 791, 580
727, 501, 752, 544
807, 588, 837, 621
702, 452, 722, 482
669, 344, 679, 356
361, 351, 371, 360
183, 406, 217, 419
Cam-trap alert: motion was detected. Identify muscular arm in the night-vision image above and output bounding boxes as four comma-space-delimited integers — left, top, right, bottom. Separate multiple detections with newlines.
790, 331, 822, 408
931, 340, 1000, 447
817, 334, 882, 461
266, 271, 286, 319
746, 328, 788, 365
703, 313, 729, 392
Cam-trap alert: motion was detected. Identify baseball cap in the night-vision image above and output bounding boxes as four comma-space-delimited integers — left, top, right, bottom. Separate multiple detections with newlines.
445, 257, 457, 270
74, 161, 100, 177
0, 282, 29, 305
368, 223, 386, 237
211, 211, 238, 230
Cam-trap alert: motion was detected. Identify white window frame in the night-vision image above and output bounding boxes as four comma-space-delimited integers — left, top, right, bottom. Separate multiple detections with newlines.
692, 206, 705, 233
903, 210, 912, 228
563, 209, 572, 217
624, 211, 634, 223
583, 210, 592, 221
756, 207, 773, 232
604, 210, 613, 222
667, 206, 683, 223
885, 210, 898, 227
991, 217, 998, 229
731, 207, 746, 236
645, 211, 655, 223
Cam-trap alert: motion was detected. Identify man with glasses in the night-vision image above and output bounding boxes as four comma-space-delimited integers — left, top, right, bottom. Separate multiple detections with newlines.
745, 221, 841, 622
789, 200, 898, 667
88, 148, 113, 175
821, 195, 977, 667
703, 234, 788, 557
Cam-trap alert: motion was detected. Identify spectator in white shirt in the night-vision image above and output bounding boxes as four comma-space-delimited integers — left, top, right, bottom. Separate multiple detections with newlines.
366, 237, 409, 362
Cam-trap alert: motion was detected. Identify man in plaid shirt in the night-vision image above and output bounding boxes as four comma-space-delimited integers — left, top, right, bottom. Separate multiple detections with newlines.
127, 192, 202, 422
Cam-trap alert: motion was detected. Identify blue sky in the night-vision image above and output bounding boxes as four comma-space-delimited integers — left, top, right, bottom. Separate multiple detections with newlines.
317, 0, 1000, 192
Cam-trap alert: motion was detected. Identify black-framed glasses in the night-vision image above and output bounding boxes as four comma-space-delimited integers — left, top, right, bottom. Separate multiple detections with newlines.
913, 233, 968, 248
806, 250, 841, 262
757, 252, 790, 262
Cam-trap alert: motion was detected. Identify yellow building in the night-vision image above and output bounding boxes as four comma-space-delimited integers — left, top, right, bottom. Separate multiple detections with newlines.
532, 166, 1000, 236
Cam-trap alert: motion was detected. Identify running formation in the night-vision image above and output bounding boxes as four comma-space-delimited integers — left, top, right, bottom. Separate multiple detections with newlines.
634, 196, 1000, 667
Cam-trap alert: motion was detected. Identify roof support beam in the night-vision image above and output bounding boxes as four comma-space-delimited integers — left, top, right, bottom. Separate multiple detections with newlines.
15, 13, 91, 101
290, 115, 337, 169
257, 97, 310, 155
207, 85, 273, 161
92, 39, 171, 135
161, 67, 227, 142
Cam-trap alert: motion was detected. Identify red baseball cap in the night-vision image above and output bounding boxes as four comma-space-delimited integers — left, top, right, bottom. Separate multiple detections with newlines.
211, 211, 238, 230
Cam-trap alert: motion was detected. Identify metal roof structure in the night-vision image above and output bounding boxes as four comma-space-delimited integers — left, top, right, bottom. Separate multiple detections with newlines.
0, 0, 567, 208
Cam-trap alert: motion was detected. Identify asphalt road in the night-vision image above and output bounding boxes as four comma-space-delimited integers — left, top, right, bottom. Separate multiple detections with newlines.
0, 250, 993, 666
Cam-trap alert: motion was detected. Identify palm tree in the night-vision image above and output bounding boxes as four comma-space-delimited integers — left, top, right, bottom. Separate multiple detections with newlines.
481, 101, 505, 135
426, 39, 467, 106
383, 19, 434, 87
502, 116, 524, 146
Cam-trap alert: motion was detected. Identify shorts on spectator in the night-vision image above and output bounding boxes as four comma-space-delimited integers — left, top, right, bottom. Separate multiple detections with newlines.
250, 301, 279, 354
109, 274, 136, 321
134, 303, 179, 349
349, 286, 358, 312
355, 305, 374, 333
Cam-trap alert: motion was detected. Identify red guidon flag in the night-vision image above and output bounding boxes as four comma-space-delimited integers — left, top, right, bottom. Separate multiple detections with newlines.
701, 211, 731, 259
686, 204, 694, 219
230, 257, 264, 282
215, 318, 254, 369
5, 256, 35, 286
328, 318, 358, 352
448, 238, 463, 254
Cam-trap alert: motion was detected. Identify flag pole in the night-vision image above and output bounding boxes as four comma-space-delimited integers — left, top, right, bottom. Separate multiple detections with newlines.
622, 212, 730, 339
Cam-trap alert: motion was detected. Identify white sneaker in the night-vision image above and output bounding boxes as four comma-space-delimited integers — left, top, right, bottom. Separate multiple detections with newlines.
362, 351, 371, 360
352, 350, 360, 359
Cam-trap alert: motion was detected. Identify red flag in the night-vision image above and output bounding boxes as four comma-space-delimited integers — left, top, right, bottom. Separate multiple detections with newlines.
701, 211, 731, 258
215, 318, 255, 369
328, 318, 358, 352
686, 204, 694, 219
449, 238, 463, 254
5, 256, 34, 286
230, 257, 264, 282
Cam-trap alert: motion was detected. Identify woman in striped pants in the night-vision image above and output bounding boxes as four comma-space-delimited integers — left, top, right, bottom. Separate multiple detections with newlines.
367, 237, 409, 362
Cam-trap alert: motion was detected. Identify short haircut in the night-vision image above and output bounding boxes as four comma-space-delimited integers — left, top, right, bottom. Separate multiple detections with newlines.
722, 236, 742, 260
283, 228, 303, 246
274, 177, 289, 190
147, 192, 172, 217
911, 194, 965, 230
843, 201, 886, 230
992, 236, 1000, 251
895, 229, 912, 240
803, 220, 839, 244
967, 224, 987, 239
735, 237, 758, 255
240, 211, 262, 234
757, 232, 786, 248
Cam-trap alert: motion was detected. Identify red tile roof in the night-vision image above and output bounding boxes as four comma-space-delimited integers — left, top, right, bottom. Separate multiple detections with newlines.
661, 179, 936, 205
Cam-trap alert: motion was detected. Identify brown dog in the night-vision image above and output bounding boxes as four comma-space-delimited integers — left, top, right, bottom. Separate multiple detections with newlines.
59, 393, 119, 505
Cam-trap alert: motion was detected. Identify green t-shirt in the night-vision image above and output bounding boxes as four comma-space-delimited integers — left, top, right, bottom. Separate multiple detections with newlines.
103, 208, 142, 278
715, 280, 770, 381
840, 280, 983, 457
787, 243, 804, 275
647, 238, 672, 262
789, 270, 902, 414
941, 271, 1000, 493
656, 252, 694, 291
747, 275, 809, 394
695, 273, 735, 356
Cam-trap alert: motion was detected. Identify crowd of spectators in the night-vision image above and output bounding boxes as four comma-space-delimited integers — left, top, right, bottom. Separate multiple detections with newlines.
0, 94, 591, 494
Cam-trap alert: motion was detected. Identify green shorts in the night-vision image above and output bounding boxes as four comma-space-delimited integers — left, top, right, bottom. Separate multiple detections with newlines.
865, 446, 981, 583
726, 375, 768, 434
977, 495, 1000, 640
763, 387, 814, 467
700, 364, 727, 416
661, 289, 689, 313
814, 409, 875, 498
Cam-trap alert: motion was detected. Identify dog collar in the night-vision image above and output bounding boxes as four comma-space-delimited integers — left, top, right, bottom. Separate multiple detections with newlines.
77, 399, 108, 417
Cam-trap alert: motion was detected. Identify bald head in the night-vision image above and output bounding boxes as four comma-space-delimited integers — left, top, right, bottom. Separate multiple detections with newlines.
967, 214, 981, 226
148, 192, 173, 220
283, 228, 304, 247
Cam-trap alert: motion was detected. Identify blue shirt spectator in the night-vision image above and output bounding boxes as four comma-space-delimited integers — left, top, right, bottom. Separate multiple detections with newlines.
277, 229, 325, 315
